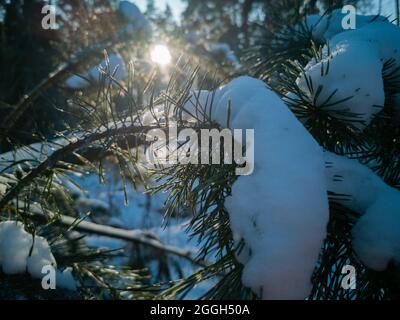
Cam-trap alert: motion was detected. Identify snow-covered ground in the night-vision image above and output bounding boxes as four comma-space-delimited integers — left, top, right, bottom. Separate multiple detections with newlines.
68, 168, 216, 299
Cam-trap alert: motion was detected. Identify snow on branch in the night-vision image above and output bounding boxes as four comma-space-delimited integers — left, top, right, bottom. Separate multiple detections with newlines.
298, 10, 400, 130
55, 214, 205, 266
177, 76, 329, 299
324, 151, 400, 271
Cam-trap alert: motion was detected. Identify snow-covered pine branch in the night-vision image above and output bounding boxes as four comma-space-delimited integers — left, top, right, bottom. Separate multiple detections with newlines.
153, 76, 400, 298
324, 151, 400, 271
298, 10, 400, 130
3, 75, 400, 299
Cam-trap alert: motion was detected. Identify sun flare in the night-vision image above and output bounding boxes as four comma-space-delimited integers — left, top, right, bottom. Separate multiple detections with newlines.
150, 44, 172, 66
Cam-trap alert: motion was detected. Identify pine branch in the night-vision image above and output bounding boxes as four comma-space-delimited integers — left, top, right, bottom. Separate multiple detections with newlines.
0, 125, 157, 211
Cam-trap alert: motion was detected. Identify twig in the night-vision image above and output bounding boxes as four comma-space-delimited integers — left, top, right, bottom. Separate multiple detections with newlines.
22, 203, 207, 267
396, 0, 400, 26
56, 214, 206, 267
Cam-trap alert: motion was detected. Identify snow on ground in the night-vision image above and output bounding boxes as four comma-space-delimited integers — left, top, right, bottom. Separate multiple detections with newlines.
0, 221, 77, 290
65, 53, 127, 89
68, 168, 216, 298
71, 170, 165, 229
149, 222, 218, 299
298, 10, 400, 130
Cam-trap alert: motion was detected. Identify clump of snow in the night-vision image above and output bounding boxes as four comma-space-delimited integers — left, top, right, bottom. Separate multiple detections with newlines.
298, 11, 400, 130
0, 221, 36, 275
65, 53, 127, 89
352, 189, 400, 271
56, 267, 78, 291
328, 21, 400, 67
297, 39, 384, 128
118, 0, 151, 36
304, 10, 387, 43
26, 236, 57, 278
324, 151, 400, 271
181, 77, 329, 299
0, 185, 6, 196
0, 221, 77, 290
0, 175, 10, 196
324, 151, 386, 213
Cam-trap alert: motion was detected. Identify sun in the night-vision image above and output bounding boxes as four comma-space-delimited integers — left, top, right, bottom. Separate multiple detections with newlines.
150, 44, 172, 66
